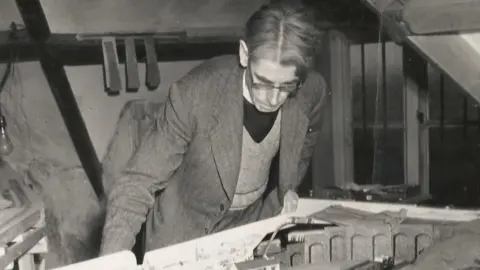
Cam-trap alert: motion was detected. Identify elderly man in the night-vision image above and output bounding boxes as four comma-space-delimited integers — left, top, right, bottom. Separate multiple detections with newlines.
100, 1, 326, 255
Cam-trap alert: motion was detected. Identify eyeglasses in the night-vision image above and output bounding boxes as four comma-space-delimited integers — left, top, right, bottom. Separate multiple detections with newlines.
246, 66, 303, 94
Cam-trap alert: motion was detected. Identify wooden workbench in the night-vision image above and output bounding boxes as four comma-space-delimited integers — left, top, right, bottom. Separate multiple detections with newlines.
0, 161, 46, 270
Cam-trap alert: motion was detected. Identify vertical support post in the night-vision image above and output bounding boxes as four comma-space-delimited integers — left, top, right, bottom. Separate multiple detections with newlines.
312, 30, 354, 193
403, 45, 430, 195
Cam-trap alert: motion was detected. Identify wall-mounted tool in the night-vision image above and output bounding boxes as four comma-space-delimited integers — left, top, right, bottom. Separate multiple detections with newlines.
124, 37, 140, 92
144, 36, 161, 90
101, 37, 122, 95
96, 35, 162, 95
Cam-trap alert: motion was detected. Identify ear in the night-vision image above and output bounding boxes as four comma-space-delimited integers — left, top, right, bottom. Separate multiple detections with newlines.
238, 40, 249, 68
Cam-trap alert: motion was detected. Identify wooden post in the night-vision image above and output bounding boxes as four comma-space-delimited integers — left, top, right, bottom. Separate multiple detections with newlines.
312, 30, 354, 193
403, 45, 430, 195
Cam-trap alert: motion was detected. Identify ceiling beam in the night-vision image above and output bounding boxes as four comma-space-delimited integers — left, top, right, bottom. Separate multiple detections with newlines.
361, 0, 480, 105
0, 22, 382, 64
403, 0, 480, 35
368, 0, 480, 35
14, 0, 105, 201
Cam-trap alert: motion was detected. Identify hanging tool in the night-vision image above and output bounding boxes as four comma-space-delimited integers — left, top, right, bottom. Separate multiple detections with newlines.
124, 37, 140, 92
102, 37, 122, 95
143, 36, 161, 90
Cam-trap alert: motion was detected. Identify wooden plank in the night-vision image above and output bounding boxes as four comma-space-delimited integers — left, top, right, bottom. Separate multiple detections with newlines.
312, 35, 336, 192
407, 35, 480, 103
329, 31, 354, 187
39, 0, 268, 34
403, 0, 480, 34
144, 37, 160, 90
15, 0, 105, 201
362, 0, 480, 105
101, 37, 122, 95
0, 227, 45, 269
0, 180, 42, 246
372, 0, 480, 35
312, 30, 354, 191
402, 45, 429, 194
124, 37, 140, 92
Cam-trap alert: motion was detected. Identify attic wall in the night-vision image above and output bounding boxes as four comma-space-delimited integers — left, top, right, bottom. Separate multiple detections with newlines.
1, 61, 200, 168
40, 0, 267, 34
0, 60, 201, 267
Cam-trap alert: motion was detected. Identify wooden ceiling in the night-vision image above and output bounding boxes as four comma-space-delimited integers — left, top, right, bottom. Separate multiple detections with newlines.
39, 0, 268, 34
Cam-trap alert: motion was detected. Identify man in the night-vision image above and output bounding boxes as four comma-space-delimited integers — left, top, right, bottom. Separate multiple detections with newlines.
100, 1, 326, 255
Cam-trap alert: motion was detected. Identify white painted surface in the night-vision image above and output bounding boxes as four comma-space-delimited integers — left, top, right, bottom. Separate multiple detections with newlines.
65, 60, 201, 160
143, 199, 480, 270
52, 251, 138, 270
461, 33, 480, 58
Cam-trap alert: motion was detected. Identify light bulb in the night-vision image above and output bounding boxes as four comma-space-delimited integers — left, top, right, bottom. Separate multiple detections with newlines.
0, 116, 13, 156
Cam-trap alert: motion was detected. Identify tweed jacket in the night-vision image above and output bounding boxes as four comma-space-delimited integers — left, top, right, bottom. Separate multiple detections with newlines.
100, 55, 327, 254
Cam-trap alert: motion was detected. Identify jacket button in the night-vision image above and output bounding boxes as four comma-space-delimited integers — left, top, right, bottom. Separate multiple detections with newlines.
220, 204, 225, 211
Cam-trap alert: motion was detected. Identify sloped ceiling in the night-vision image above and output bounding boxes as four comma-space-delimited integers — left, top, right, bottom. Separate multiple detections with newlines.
0, 1, 23, 31
39, 0, 268, 34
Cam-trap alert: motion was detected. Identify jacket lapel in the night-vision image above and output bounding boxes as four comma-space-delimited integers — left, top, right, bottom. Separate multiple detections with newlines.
279, 97, 309, 194
209, 67, 244, 202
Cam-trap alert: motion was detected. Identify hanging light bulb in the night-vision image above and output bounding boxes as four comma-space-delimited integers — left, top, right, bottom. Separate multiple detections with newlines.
0, 116, 13, 156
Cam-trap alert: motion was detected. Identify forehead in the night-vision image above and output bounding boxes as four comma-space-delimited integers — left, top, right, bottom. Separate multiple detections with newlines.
250, 58, 298, 84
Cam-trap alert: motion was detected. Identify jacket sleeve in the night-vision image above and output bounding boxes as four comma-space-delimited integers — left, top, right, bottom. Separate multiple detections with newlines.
295, 76, 328, 189
100, 82, 195, 255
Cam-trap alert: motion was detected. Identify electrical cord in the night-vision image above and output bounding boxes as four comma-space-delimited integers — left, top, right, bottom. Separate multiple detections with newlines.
261, 216, 324, 260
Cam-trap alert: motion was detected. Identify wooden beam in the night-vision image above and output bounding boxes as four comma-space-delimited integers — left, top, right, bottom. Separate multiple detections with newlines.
0, 22, 383, 64
403, 0, 480, 34
38, 0, 268, 35
14, 0, 105, 201
407, 35, 480, 104
330, 31, 354, 188
402, 45, 430, 195
371, 0, 480, 35
312, 30, 354, 192
362, 0, 480, 105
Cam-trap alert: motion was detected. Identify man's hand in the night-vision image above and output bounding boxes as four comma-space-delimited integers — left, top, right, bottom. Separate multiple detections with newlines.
281, 189, 299, 214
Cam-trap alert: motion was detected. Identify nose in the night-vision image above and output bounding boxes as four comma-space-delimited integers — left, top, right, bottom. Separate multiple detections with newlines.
268, 90, 281, 106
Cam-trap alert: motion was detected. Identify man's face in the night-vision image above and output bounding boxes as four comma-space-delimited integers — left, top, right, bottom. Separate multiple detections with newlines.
239, 40, 302, 113
246, 58, 300, 113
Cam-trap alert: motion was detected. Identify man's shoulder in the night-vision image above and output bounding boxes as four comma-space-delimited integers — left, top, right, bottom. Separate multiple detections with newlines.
301, 70, 327, 104
179, 55, 238, 85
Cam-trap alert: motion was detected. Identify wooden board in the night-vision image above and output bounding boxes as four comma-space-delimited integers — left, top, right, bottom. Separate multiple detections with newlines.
39, 0, 268, 34
403, 0, 480, 34
362, 0, 480, 105
0, 179, 42, 246
143, 199, 480, 270
372, 0, 480, 34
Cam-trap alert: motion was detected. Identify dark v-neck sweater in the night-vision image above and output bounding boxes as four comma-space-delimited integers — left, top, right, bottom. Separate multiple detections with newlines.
243, 97, 279, 143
